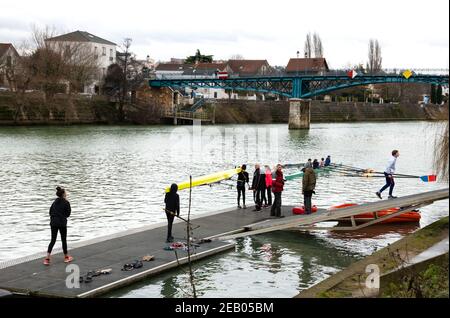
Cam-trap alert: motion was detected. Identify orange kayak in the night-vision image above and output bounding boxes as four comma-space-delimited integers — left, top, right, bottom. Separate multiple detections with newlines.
330, 203, 421, 224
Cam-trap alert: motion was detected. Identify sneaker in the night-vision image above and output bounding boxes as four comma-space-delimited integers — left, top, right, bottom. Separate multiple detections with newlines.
278, 215, 285, 218
376, 192, 382, 199
388, 195, 398, 199
64, 255, 73, 263
243, 205, 247, 209
237, 205, 242, 209
43, 257, 50, 266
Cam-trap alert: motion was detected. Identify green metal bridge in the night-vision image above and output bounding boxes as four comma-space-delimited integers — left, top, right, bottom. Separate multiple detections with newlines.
149, 73, 449, 99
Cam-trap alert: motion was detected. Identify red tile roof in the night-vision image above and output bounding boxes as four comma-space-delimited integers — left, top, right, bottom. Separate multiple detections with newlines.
227, 60, 271, 76
286, 58, 329, 73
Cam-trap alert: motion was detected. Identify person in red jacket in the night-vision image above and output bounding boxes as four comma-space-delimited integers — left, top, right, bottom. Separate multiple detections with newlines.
270, 164, 285, 218
264, 165, 273, 207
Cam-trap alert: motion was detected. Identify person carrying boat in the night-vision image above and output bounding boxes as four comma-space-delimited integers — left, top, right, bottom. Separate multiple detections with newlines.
271, 164, 285, 218
376, 150, 400, 200
264, 165, 273, 207
302, 167, 316, 214
43, 186, 73, 265
250, 164, 265, 211
165, 183, 180, 243
237, 164, 249, 209
324, 155, 331, 166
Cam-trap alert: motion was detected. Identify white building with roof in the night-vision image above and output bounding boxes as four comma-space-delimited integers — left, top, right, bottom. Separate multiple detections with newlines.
45, 30, 116, 94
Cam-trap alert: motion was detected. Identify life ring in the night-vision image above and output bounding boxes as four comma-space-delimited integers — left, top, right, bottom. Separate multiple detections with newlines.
292, 205, 317, 215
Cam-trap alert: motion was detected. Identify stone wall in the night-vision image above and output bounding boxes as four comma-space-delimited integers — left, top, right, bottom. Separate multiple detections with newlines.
211, 100, 448, 124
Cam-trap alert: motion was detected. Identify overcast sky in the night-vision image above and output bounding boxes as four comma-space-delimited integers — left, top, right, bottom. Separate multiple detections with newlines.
1, 0, 449, 68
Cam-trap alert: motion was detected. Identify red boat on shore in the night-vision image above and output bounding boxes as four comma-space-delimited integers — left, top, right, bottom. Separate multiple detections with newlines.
329, 203, 421, 224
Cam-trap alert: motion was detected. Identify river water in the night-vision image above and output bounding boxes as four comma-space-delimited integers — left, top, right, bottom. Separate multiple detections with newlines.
0, 122, 448, 297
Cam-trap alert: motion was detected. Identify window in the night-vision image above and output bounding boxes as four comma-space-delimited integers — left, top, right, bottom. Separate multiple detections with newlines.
102, 47, 106, 56
94, 47, 98, 59
110, 49, 113, 56
6, 56, 12, 67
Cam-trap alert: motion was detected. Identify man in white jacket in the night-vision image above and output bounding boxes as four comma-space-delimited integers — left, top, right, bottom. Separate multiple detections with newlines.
376, 150, 400, 199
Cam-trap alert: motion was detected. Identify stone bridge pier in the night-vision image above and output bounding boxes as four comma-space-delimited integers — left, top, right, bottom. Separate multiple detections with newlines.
288, 99, 311, 129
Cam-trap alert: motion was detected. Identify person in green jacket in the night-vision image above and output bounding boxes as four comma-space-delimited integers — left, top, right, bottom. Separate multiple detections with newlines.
302, 167, 316, 214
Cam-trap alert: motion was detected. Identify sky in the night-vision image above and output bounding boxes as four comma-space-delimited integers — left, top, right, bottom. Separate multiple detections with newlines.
0, 0, 449, 68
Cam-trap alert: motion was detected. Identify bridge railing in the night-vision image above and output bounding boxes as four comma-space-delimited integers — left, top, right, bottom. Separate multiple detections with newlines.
162, 109, 211, 121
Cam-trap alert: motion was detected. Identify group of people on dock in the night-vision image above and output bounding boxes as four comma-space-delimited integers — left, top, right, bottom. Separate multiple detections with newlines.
236, 160, 321, 217
42, 150, 402, 262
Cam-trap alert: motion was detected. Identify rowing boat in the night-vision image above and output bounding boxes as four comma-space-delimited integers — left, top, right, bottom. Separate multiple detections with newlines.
329, 203, 421, 224
165, 167, 242, 192
284, 164, 341, 181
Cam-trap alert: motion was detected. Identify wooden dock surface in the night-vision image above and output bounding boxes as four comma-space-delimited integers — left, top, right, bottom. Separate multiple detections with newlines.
0, 204, 296, 298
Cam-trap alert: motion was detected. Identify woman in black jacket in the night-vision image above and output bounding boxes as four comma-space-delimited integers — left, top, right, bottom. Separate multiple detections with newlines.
43, 187, 73, 265
164, 183, 180, 243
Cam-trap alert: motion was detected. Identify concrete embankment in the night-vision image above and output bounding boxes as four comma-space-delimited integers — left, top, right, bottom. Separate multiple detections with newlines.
211, 100, 449, 124
296, 216, 449, 298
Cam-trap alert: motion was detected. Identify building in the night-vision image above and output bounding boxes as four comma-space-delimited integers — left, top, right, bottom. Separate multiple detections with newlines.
0, 43, 20, 90
285, 57, 329, 75
227, 59, 272, 77
45, 30, 117, 93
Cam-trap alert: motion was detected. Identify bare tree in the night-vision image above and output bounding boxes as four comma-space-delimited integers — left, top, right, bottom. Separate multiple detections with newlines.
433, 121, 449, 183
304, 33, 312, 58
367, 39, 382, 74
230, 54, 244, 60
313, 33, 323, 58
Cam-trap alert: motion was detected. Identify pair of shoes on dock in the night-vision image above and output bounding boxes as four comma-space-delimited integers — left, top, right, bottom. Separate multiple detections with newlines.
79, 268, 112, 283
121, 260, 143, 271
238, 205, 248, 209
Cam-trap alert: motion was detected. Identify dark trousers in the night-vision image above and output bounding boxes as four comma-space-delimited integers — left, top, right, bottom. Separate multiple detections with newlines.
237, 187, 246, 205
165, 212, 175, 239
271, 192, 282, 216
266, 186, 272, 205
304, 191, 313, 214
47, 226, 68, 254
379, 173, 395, 196
255, 189, 264, 210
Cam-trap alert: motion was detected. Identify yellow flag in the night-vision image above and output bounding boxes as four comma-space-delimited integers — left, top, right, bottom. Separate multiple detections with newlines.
403, 70, 413, 79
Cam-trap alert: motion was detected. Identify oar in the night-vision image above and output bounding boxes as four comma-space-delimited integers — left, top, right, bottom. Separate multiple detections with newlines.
332, 164, 436, 180
339, 173, 437, 182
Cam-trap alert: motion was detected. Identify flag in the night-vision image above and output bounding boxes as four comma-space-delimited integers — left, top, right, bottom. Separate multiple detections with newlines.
420, 175, 437, 182
347, 70, 358, 79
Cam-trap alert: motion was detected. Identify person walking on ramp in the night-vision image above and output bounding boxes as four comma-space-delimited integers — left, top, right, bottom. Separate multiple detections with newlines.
237, 164, 249, 209
43, 186, 73, 265
376, 150, 400, 200
165, 183, 180, 243
250, 164, 265, 211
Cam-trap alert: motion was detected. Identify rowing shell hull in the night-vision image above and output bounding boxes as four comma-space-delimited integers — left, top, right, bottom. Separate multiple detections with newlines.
165, 168, 242, 192
330, 203, 421, 224
285, 165, 338, 181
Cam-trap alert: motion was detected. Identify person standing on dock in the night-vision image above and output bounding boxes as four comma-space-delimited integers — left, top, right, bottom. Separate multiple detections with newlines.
237, 164, 249, 209
264, 166, 273, 207
165, 183, 180, 243
43, 187, 73, 265
271, 164, 285, 218
250, 164, 265, 211
376, 150, 400, 200
302, 167, 316, 214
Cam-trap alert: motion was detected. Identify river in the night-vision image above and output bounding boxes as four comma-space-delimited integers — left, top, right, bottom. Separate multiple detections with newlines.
0, 121, 448, 297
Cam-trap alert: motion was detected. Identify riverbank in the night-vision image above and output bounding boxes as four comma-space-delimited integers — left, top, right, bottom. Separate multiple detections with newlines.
296, 216, 449, 298
1, 92, 448, 125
